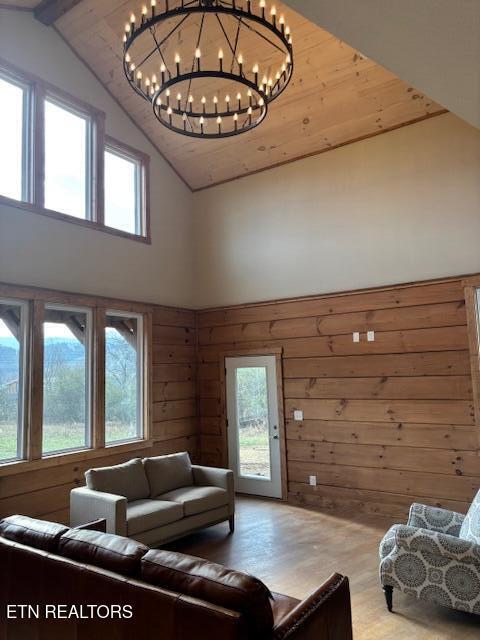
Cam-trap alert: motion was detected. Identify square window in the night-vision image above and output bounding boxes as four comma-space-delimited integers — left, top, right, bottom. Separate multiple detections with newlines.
0, 300, 27, 463
0, 74, 30, 202
42, 305, 91, 455
44, 98, 92, 219
105, 144, 145, 236
105, 312, 143, 444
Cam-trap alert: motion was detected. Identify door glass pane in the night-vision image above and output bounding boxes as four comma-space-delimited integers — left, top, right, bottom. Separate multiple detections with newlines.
105, 313, 142, 444
0, 302, 26, 462
236, 367, 271, 479
43, 307, 90, 454
44, 99, 88, 218
0, 76, 25, 201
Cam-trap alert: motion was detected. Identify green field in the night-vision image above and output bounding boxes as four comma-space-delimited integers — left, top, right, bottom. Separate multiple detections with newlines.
0, 422, 137, 459
238, 423, 271, 478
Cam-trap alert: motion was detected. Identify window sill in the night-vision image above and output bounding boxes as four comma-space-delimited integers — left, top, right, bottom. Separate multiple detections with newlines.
0, 438, 153, 477
0, 195, 151, 244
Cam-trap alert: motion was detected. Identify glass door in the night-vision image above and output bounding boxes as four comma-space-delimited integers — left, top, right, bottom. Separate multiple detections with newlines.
226, 355, 282, 498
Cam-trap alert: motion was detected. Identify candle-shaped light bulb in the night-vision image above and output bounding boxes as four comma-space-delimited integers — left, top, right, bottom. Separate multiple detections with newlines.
130, 13, 135, 26
258, 97, 265, 106
288, 35, 293, 45
248, 106, 252, 114
175, 53, 181, 75
236, 92, 242, 109
217, 115, 222, 132
237, 54, 243, 73
156, 97, 162, 106
145, 77, 150, 87
151, 0, 156, 17
195, 48, 201, 59
125, 22, 130, 33
129, 63, 136, 77
262, 75, 268, 86
286, 54, 291, 64
125, 53, 131, 63
188, 94, 194, 103
218, 48, 224, 71
152, 73, 157, 84
123, 34, 127, 43
285, 26, 290, 36
275, 71, 281, 80
259, 0, 265, 18
253, 63, 259, 85
167, 106, 172, 114
234, 113, 238, 121
270, 5, 276, 26
225, 94, 230, 112
142, 5, 147, 20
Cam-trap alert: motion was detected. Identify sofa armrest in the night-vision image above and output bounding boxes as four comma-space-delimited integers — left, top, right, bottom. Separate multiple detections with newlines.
273, 574, 352, 640
70, 487, 127, 536
191, 465, 235, 514
407, 503, 464, 535
395, 525, 480, 564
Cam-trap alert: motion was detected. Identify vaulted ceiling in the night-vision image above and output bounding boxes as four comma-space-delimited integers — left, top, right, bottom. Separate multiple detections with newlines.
3, 0, 446, 190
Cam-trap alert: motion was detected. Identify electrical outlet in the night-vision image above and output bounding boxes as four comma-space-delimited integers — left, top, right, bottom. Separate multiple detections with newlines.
293, 410, 304, 421
309, 475, 317, 486
367, 330, 375, 342
353, 332, 360, 343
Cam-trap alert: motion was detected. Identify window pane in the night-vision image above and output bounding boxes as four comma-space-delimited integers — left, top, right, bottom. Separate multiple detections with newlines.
0, 76, 25, 201
44, 99, 88, 218
0, 302, 26, 462
105, 313, 142, 443
43, 307, 90, 454
105, 148, 140, 235
236, 367, 271, 479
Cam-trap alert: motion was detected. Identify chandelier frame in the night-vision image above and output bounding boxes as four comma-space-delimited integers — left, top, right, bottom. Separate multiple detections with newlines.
122, 0, 294, 139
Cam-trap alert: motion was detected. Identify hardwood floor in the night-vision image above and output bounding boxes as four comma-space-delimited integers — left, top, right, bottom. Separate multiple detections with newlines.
167, 496, 479, 639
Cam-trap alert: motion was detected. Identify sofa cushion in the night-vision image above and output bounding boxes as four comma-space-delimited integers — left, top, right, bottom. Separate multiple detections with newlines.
85, 458, 149, 502
127, 499, 184, 536
58, 529, 148, 577
143, 452, 193, 497
459, 489, 480, 543
0, 515, 69, 553
141, 550, 273, 637
158, 486, 228, 517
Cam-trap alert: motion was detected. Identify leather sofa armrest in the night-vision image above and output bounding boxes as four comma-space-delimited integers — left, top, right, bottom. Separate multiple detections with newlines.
191, 465, 235, 515
273, 574, 352, 640
70, 487, 127, 536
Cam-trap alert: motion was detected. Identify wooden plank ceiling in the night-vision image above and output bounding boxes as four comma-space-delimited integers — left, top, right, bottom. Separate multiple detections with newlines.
6, 0, 445, 190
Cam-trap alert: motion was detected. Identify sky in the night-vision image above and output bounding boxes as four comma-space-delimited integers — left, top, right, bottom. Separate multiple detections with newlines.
0, 319, 75, 340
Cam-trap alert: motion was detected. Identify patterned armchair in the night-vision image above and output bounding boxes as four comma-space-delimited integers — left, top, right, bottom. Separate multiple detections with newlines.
379, 490, 480, 615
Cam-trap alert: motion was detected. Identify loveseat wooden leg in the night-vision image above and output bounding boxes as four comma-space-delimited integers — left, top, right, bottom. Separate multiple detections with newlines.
228, 516, 235, 534
383, 585, 393, 612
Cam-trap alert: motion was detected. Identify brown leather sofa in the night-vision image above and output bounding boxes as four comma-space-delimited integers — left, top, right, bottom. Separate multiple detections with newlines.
0, 515, 353, 639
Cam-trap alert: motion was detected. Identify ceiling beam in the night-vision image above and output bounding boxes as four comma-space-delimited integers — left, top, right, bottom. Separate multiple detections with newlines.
34, 0, 83, 26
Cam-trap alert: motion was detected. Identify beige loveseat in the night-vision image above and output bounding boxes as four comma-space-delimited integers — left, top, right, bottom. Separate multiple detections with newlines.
70, 452, 234, 546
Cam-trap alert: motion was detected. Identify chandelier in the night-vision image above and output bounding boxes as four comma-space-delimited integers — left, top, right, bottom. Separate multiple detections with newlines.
122, 0, 294, 138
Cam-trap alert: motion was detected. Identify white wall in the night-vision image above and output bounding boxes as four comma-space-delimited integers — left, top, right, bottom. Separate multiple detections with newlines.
0, 10, 194, 308
193, 113, 480, 308
285, 0, 480, 130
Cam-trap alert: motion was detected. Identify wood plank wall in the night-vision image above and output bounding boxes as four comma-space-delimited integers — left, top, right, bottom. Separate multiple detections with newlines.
197, 278, 480, 519
0, 303, 198, 525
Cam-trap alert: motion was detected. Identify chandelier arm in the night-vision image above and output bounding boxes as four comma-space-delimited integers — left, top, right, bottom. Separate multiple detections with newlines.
235, 16, 285, 54
184, 12, 205, 112
215, 13, 237, 59
229, 16, 241, 74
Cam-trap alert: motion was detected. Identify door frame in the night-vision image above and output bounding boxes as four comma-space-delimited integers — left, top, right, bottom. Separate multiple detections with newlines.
218, 347, 288, 500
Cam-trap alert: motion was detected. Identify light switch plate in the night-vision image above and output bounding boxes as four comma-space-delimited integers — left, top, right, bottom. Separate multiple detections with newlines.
367, 330, 375, 342
309, 475, 317, 486
353, 332, 360, 343
293, 410, 304, 421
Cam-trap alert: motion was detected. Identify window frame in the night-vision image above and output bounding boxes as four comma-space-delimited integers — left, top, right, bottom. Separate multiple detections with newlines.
104, 309, 145, 446
0, 298, 29, 463
42, 303, 93, 456
0, 283, 153, 472
104, 137, 150, 239
0, 57, 151, 244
